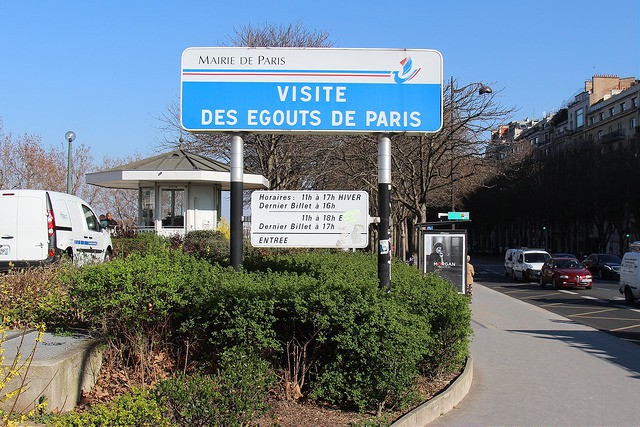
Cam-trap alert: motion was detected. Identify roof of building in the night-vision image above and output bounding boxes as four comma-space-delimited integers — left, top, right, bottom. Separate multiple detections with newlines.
85, 148, 269, 190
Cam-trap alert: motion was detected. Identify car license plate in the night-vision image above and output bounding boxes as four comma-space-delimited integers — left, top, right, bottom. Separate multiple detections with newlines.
0, 246, 9, 256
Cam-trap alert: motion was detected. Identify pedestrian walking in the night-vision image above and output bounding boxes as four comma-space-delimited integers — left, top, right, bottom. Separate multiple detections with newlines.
466, 255, 474, 297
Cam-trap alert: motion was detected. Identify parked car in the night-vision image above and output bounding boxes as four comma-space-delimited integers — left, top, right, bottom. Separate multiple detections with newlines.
512, 248, 551, 281
540, 257, 592, 289
582, 253, 622, 279
618, 248, 640, 305
0, 189, 113, 270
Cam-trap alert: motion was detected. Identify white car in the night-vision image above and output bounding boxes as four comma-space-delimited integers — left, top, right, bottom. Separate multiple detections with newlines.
512, 248, 551, 281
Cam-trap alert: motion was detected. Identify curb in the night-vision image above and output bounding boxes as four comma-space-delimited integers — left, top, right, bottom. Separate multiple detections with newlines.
391, 356, 473, 427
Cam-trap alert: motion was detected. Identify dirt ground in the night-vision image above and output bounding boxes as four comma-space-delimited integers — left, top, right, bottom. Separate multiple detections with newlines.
83, 355, 460, 427
257, 372, 460, 427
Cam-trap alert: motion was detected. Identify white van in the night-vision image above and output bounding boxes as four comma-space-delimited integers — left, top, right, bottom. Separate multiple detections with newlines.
619, 244, 640, 305
0, 190, 113, 270
504, 248, 516, 277
512, 248, 551, 281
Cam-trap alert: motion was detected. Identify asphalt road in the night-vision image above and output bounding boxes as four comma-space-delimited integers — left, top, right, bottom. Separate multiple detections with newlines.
472, 256, 640, 346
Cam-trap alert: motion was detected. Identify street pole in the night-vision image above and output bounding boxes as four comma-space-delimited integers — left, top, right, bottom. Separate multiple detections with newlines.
378, 134, 391, 291
65, 131, 76, 194
450, 77, 456, 230
230, 134, 244, 271
448, 77, 491, 231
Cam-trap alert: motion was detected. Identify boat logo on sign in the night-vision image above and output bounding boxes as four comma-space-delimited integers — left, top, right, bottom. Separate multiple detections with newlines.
392, 57, 421, 84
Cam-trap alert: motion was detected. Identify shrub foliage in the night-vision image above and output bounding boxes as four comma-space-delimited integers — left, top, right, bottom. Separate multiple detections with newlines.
3, 234, 472, 423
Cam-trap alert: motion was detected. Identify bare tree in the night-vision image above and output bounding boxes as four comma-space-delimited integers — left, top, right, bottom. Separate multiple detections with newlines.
0, 120, 138, 232
328, 80, 513, 258
224, 20, 332, 48
156, 21, 336, 192
0, 125, 94, 195
84, 154, 144, 233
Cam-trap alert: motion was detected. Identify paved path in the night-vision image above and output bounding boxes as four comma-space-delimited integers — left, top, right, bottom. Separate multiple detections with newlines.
430, 283, 640, 426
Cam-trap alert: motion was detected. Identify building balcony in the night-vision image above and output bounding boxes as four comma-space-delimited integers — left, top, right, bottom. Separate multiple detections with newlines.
598, 129, 626, 144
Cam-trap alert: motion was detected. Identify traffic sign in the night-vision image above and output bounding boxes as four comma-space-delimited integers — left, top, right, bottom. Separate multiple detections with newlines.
251, 190, 369, 248
181, 47, 443, 134
448, 212, 470, 220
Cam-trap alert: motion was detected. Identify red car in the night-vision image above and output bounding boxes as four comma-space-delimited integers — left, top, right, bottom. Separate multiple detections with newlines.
540, 257, 593, 289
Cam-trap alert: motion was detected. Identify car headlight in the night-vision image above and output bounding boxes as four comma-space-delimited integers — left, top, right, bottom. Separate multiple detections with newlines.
559, 275, 569, 279
603, 265, 612, 271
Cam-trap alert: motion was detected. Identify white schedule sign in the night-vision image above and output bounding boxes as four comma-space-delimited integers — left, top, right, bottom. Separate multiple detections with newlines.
251, 190, 369, 248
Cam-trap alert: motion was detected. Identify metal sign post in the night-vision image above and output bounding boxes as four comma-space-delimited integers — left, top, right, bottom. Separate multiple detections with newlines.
230, 134, 243, 270
378, 135, 391, 290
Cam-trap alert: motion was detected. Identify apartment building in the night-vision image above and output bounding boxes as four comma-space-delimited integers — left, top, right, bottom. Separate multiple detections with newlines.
483, 74, 640, 255
493, 75, 639, 159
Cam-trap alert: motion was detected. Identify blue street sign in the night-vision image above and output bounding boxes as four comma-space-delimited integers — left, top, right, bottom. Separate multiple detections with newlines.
181, 47, 443, 134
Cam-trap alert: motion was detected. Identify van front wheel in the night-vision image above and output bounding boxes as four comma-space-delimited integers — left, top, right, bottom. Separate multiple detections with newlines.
624, 287, 635, 306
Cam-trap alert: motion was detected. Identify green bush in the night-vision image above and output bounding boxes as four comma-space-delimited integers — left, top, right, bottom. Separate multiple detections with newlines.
0, 263, 73, 328
48, 387, 171, 427
154, 347, 274, 427
67, 248, 219, 382
42, 248, 471, 418
310, 294, 429, 413
184, 250, 468, 413
391, 264, 472, 377
182, 230, 230, 265
111, 233, 173, 259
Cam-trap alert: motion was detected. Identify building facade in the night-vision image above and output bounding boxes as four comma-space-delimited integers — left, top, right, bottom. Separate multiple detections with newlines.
480, 75, 640, 255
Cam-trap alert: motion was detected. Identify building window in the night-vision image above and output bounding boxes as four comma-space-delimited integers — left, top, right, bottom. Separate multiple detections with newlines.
618, 123, 624, 131
140, 188, 155, 227
598, 130, 603, 140
632, 117, 637, 129
620, 102, 626, 112
576, 108, 584, 128
599, 112, 604, 121
632, 97, 638, 108
609, 107, 615, 117
609, 126, 613, 133
161, 188, 185, 228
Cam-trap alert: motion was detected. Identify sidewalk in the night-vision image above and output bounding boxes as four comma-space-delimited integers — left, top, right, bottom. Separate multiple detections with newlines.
429, 283, 640, 426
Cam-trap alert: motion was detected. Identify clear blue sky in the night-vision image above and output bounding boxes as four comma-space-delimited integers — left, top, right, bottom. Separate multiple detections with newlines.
1, 0, 638, 164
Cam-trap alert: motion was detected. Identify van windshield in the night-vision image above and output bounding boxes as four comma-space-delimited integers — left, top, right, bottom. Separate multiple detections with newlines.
525, 252, 550, 263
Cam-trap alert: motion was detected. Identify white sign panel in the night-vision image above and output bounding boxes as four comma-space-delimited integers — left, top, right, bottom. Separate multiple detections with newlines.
251, 190, 369, 248
181, 47, 443, 134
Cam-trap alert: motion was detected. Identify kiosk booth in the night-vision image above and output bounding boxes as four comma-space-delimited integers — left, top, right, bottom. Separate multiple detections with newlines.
86, 149, 269, 237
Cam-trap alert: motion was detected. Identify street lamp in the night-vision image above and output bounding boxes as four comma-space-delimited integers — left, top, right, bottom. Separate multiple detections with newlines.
65, 130, 76, 194
448, 77, 492, 228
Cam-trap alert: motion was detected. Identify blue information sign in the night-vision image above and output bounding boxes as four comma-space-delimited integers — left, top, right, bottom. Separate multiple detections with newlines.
181, 47, 443, 135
